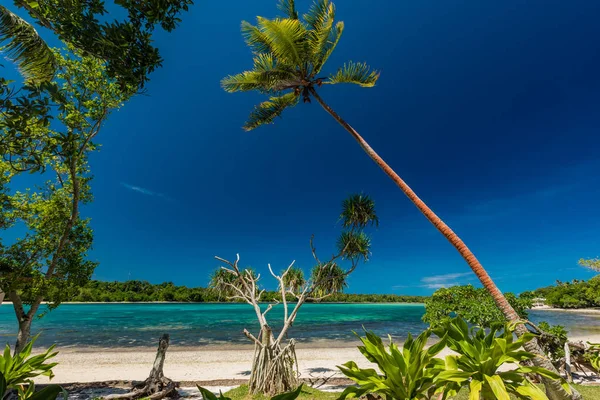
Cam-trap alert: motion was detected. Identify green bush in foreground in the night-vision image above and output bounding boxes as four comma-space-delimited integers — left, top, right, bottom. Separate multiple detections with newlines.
338, 328, 447, 399
433, 319, 569, 400
0, 336, 57, 387
339, 317, 569, 400
0, 335, 64, 399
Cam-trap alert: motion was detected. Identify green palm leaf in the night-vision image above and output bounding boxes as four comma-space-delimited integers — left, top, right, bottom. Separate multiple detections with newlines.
257, 17, 307, 66
304, 0, 336, 74
0, 5, 56, 83
244, 92, 299, 131
241, 21, 272, 54
277, 0, 298, 19
326, 61, 379, 87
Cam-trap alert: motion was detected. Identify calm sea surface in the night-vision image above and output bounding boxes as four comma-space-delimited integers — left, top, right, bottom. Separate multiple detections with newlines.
0, 303, 598, 348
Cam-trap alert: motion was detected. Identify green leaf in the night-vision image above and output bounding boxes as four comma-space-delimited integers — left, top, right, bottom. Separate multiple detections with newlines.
277, 0, 298, 19
484, 374, 510, 400
0, 371, 6, 398
514, 381, 549, 400
196, 385, 222, 400
27, 384, 65, 400
469, 379, 483, 400
243, 92, 300, 131
0, 5, 56, 83
326, 61, 379, 87
272, 383, 304, 400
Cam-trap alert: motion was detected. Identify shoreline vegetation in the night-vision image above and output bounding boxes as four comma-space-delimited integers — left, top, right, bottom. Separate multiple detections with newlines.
33, 280, 427, 304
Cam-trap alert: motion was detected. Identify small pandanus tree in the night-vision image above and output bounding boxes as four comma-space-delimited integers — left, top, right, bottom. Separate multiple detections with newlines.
210, 194, 377, 396
221, 1, 577, 399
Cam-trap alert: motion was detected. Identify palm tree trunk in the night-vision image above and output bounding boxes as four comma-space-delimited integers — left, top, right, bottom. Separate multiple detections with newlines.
309, 87, 579, 400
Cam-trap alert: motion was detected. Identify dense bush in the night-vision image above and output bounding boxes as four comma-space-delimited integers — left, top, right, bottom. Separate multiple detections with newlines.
529, 276, 600, 308
44, 279, 427, 304
423, 285, 531, 328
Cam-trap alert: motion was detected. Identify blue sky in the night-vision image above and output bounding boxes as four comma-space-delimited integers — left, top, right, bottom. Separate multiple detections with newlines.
7, 0, 600, 295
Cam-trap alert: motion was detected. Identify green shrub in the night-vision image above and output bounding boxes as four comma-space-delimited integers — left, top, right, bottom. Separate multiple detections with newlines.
0, 336, 58, 387
423, 285, 531, 328
433, 318, 570, 400
0, 335, 64, 400
337, 329, 448, 399
585, 343, 600, 373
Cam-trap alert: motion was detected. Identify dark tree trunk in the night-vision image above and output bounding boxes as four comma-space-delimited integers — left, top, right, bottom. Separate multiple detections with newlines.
15, 318, 32, 354
104, 334, 176, 400
310, 88, 581, 400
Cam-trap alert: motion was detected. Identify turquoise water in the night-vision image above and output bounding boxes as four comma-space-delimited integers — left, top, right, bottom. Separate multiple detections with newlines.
0, 303, 598, 348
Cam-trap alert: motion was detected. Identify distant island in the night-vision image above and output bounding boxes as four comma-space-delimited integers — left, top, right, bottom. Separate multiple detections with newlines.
54, 280, 428, 303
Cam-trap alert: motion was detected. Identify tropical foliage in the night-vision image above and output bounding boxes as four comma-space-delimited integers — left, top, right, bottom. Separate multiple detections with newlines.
197, 384, 304, 400
585, 343, 600, 373
338, 329, 447, 400
0, 48, 133, 352
44, 279, 426, 303
0, 335, 63, 400
210, 194, 379, 396
423, 285, 531, 328
1, 0, 193, 88
578, 258, 600, 272
433, 318, 570, 400
527, 276, 600, 309
221, 0, 379, 130
339, 317, 570, 400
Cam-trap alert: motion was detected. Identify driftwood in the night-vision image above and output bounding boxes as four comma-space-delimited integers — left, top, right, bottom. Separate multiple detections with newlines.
103, 334, 177, 400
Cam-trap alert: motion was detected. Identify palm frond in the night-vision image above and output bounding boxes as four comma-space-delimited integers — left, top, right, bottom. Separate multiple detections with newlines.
277, 0, 298, 19
315, 21, 343, 74
257, 17, 307, 66
304, 0, 336, 74
0, 5, 56, 83
326, 61, 379, 87
241, 21, 272, 54
221, 63, 297, 93
243, 92, 299, 131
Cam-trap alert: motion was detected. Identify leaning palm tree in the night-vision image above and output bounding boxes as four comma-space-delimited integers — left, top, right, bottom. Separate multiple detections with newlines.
0, 5, 56, 83
221, 1, 578, 399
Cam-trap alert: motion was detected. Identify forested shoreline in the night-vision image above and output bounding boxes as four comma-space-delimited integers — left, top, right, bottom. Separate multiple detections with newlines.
47, 280, 427, 303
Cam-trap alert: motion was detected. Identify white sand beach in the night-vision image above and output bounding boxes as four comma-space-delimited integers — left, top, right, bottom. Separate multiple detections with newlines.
35, 331, 600, 385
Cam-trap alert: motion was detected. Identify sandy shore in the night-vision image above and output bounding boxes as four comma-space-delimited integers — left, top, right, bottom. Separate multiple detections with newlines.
34, 331, 600, 385
35, 344, 375, 384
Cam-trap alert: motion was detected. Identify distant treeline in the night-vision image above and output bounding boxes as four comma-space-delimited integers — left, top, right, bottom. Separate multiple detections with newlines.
522, 275, 600, 309
58, 280, 427, 303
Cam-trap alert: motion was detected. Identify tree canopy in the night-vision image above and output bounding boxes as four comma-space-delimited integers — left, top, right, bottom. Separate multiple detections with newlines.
423, 285, 531, 328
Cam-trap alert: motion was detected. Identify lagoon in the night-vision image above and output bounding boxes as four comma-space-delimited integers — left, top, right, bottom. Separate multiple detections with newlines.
0, 303, 598, 348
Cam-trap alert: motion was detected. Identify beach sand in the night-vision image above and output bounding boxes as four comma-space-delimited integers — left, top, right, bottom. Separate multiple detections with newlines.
34, 331, 600, 385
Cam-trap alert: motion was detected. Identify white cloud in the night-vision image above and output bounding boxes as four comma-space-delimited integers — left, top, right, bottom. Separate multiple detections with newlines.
121, 182, 174, 201
419, 272, 473, 289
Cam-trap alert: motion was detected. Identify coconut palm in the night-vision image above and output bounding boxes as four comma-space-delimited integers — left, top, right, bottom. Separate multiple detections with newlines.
0, 5, 56, 83
221, 1, 577, 398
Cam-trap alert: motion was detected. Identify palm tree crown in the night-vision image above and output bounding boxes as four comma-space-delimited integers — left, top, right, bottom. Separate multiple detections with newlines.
221, 0, 379, 131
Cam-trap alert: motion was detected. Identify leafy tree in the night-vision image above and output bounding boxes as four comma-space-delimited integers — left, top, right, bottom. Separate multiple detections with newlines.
219, 2, 572, 397
532, 277, 600, 309
423, 285, 531, 328
578, 258, 600, 273
1, 0, 193, 88
210, 194, 378, 396
0, 48, 133, 353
